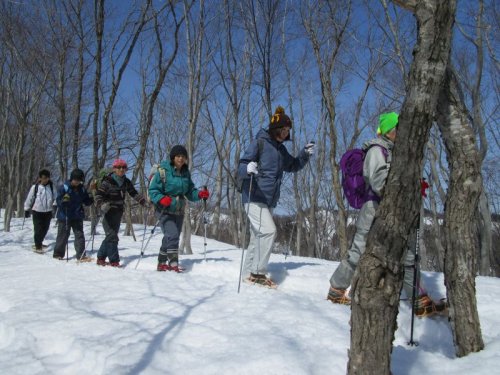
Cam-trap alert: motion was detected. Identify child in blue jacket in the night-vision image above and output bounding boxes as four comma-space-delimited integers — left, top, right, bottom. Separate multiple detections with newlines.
53, 169, 94, 260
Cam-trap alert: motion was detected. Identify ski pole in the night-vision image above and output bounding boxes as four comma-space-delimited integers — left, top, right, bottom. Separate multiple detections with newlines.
238, 173, 254, 293
202, 185, 208, 262
408, 225, 420, 346
140, 207, 149, 254
135, 210, 162, 270
22, 217, 26, 230
65, 205, 69, 263
90, 214, 100, 256
81, 214, 100, 260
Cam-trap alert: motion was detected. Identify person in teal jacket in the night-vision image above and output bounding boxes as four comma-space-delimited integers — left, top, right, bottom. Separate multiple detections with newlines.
148, 145, 210, 272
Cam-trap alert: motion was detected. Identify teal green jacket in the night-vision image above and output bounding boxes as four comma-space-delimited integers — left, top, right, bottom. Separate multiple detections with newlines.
148, 161, 200, 213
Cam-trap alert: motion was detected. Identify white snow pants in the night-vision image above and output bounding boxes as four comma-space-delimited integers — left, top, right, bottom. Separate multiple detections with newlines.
243, 202, 276, 278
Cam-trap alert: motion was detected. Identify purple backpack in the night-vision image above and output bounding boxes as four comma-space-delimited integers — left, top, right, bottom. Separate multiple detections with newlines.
340, 145, 388, 209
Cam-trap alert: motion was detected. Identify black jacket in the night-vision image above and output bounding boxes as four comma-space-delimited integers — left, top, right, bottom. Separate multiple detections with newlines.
95, 173, 143, 209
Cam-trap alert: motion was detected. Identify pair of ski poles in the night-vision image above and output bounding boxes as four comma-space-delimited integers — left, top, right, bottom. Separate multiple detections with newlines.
134, 188, 210, 270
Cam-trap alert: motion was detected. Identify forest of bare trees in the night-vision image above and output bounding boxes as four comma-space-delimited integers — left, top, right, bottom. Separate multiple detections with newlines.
1, 0, 498, 372
1, 0, 498, 270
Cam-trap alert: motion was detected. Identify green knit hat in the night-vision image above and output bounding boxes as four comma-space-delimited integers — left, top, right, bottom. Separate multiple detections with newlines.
378, 112, 399, 135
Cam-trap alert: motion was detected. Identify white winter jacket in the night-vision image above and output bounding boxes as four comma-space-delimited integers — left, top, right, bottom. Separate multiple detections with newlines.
24, 183, 56, 213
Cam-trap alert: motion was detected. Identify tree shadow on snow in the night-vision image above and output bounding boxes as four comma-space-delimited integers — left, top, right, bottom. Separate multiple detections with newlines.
267, 261, 320, 284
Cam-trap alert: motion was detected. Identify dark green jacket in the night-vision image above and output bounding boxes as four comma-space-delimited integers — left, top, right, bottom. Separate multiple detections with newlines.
148, 161, 200, 213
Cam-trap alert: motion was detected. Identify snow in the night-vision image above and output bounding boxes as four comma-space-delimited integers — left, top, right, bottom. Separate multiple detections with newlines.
1, 216, 499, 375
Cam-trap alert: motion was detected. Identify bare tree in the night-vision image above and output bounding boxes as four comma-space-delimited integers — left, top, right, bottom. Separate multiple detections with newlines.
300, 0, 352, 258
348, 1, 456, 373
435, 65, 484, 356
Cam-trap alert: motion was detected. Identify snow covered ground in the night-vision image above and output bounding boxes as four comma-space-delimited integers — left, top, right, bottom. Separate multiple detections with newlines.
0, 215, 499, 375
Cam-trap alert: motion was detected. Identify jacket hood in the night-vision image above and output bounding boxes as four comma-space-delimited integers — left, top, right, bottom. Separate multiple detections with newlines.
362, 135, 394, 152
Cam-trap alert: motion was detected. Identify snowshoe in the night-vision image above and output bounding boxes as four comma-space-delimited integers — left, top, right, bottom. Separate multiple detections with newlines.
96, 258, 107, 266
77, 256, 94, 263
245, 273, 277, 289
327, 287, 351, 305
415, 295, 448, 318
157, 263, 184, 273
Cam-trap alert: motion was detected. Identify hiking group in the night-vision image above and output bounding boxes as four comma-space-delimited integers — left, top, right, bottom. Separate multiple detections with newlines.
23, 106, 445, 317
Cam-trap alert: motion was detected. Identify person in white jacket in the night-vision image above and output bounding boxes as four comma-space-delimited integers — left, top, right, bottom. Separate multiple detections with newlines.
24, 169, 56, 253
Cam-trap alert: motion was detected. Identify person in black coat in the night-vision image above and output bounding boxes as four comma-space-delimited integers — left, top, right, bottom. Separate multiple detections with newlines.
53, 169, 93, 260
94, 159, 146, 267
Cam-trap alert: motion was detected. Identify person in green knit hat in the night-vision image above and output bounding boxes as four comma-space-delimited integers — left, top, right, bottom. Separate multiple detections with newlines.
148, 145, 210, 272
327, 112, 446, 317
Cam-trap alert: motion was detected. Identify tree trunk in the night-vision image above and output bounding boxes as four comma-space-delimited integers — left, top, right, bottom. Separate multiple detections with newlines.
348, 1, 456, 374
436, 66, 484, 357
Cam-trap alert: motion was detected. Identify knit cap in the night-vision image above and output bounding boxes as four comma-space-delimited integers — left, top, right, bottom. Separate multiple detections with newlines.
170, 145, 188, 161
269, 106, 292, 131
378, 112, 399, 135
112, 159, 128, 168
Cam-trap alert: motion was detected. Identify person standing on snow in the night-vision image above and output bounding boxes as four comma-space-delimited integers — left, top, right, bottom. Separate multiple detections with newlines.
53, 168, 94, 261
23, 169, 56, 253
94, 159, 147, 267
327, 112, 446, 317
237, 106, 315, 288
148, 145, 210, 272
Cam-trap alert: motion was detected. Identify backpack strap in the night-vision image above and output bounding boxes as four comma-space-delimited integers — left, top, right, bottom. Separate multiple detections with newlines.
158, 167, 166, 185
255, 138, 264, 162
30, 184, 39, 209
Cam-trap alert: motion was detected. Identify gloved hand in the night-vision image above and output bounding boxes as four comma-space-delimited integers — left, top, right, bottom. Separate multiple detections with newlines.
198, 188, 209, 200
247, 161, 259, 175
304, 142, 316, 155
24, 210, 31, 218
159, 196, 172, 207
62, 193, 71, 204
137, 196, 146, 206
100, 202, 111, 214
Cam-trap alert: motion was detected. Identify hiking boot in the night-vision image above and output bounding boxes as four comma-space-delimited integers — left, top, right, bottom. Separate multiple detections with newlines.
78, 256, 93, 263
415, 295, 448, 317
246, 273, 277, 288
327, 287, 351, 305
96, 258, 107, 266
34, 247, 44, 254
53, 255, 64, 260
109, 262, 121, 268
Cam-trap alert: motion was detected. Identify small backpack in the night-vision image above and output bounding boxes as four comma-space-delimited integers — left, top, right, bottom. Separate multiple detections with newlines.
236, 138, 264, 192
340, 145, 388, 209
29, 181, 54, 209
147, 164, 167, 202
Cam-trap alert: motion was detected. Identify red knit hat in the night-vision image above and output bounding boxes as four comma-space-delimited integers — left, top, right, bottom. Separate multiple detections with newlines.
112, 159, 128, 168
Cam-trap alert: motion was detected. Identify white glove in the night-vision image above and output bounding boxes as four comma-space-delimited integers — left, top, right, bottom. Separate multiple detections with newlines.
304, 142, 316, 155
247, 161, 259, 175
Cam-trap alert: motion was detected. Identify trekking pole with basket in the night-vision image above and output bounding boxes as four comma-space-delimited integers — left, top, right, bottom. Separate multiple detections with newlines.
238, 173, 254, 293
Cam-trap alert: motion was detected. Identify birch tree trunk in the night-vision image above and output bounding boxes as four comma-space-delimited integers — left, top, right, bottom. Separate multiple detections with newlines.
348, 1, 456, 374
436, 66, 484, 357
